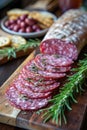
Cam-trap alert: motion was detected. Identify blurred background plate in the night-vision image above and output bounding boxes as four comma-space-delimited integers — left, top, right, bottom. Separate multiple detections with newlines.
1, 10, 57, 38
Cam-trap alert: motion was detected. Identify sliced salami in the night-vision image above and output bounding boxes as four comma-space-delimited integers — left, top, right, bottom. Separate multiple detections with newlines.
40, 39, 78, 60
25, 60, 66, 79
13, 77, 51, 99
28, 78, 56, 86
20, 68, 55, 83
16, 74, 60, 93
6, 86, 51, 110
27, 82, 60, 93
38, 70, 66, 79
35, 54, 73, 67
34, 54, 71, 72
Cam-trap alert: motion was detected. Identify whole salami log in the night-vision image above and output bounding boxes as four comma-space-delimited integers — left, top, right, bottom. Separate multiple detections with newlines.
40, 9, 87, 60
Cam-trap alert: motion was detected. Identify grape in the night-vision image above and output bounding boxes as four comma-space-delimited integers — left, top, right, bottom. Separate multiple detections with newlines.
17, 19, 21, 25
25, 18, 37, 26
35, 28, 41, 32
18, 28, 25, 33
4, 21, 10, 27
20, 22, 26, 28
9, 19, 16, 24
13, 25, 20, 32
32, 24, 41, 31
8, 24, 14, 30
25, 26, 33, 33
19, 14, 28, 21
25, 18, 29, 25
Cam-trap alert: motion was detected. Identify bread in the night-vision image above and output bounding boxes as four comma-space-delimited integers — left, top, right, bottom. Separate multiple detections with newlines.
10, 35, 27, 48
0, 36, 11, 48
7, 8, 29, 17
28, 11, 54, 28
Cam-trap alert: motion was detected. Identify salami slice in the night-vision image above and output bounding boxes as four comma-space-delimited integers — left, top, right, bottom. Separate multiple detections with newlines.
20, 66, 45, 81
35, 54, 73, 67
38, 70, 66, 79
20, 68, 55, 83
25, 60, 66, 79
34, 54, 71, 72
13, 77, 51, 99
6, 86, 51, 110
28, 78, 56, 86
27, 82, 60, 93
40, 39, 78, 60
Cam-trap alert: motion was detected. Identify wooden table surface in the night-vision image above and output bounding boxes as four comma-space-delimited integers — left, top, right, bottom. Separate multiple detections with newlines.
0, 1, 87, 129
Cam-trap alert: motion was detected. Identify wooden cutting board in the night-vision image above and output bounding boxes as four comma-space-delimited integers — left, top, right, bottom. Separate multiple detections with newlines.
0, 48, 87, 130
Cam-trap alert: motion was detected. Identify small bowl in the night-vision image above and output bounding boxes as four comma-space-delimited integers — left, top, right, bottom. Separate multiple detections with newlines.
1, 10, 57, 38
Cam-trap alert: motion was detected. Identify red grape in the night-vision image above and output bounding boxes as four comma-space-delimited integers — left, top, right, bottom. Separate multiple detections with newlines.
32, 24, 41, 31
18, 28, 25, 33
9, 19, 16, 24
4, 21, 10, 27
25, 26, 33, 33
13, 25, 20, 32
35, 28, 41, 32
19, 14, 28, 21
17, 19, 22, 25
20, 22, 26, 28
8, 24, 15, 30
25, 18, 37, 26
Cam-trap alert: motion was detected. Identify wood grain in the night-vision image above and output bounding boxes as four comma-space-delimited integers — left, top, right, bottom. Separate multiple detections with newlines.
0, 48, 87, 130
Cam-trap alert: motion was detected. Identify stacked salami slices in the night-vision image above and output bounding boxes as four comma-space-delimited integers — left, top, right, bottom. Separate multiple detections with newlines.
6, 9, 87, 110
6, 54, 73, 110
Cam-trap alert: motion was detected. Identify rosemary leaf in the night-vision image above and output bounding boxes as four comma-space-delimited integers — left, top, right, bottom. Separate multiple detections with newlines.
16, 39, 40, 51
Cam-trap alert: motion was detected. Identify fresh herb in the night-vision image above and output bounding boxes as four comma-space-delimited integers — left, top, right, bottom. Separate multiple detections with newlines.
42, 58, 47, 65
0, 39, 40, 59
31, 65, 38, 72
38, 54, 87, 125
26, 78, 32, 82
21, 95, 28, 101
53, 54, 60, 58
0, 47, 16, 59
17, 39, 40, 51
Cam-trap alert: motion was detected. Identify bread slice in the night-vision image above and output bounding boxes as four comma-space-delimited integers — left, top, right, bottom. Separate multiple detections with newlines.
11, 35, 27, 48
28, 11, 54, 27
7, 8, 29, 17
0, 36, 11, 48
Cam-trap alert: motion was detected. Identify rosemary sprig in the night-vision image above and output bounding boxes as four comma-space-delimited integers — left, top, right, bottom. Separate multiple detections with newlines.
17, 39, 40, 51
38, 54, 87, 125
0, 39, 40, 59
0, 47, 16, 59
